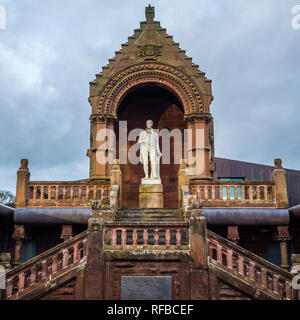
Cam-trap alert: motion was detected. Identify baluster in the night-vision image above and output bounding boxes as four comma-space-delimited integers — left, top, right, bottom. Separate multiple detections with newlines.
154, 228, 159, 245
176, 229, 181, 246
226, 186, 230, 201
249, 186, 253, 201
78, 186, 82, 200
273, 274, 280, 294
238, 256, 244, 275
285, 281, 292, 300
30, 267, 36, 285
204, 186, 208, 200
257, 186, 261, 200
18, 272, 25, 291
241, 185, 245, 200
165, 229, 171, 246
94, 186, 97, 200
143, 229, 149, 246
234, 186, 238, 200
132, 229, 137, 246
121, 229, 127, 246
217, 244, 222, 264
227, 249, 233, 269
112, 229, 117, 246
41, 261, 48, 278
62, 249, 69, 268
33, 186, 37, 200
6, 278, 12, 297
52, 255, 58, 274
249, 262, 256, 281
73, 243, 79, 262
55, 185, 58, 200
261, 268, 267, 287
264, 186, 268, 201
212, 186, 216, 200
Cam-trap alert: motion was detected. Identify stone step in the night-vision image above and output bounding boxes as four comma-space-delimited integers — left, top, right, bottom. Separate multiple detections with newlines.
116, 209, 184, 221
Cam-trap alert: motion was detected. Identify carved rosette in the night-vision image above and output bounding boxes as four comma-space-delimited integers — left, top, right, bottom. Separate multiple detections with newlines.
96, 63, 204, 115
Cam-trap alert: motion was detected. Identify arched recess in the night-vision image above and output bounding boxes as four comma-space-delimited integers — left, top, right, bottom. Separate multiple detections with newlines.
97, 62, 203, 116
115, 84, 185, 209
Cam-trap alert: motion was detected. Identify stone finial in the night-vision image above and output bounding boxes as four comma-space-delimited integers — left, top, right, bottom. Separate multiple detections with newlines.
145, 5, 155, 23
88, 213, 104, 232
188, 196, 203, 210
20, 159, 29, 169
112, 159, 120, 170
179, 159, 187, 170
274, 158, 283, 169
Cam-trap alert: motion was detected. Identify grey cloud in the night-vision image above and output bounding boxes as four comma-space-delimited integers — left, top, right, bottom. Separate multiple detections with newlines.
0, 0, 299, 194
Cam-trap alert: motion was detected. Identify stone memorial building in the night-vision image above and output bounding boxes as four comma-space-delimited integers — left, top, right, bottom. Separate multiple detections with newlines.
1, 6, 300, 300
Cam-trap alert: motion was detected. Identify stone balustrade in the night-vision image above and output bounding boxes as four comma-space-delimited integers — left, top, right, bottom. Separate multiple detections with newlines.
5, 231, 87, 300
104, 222, 189, 250
27, 183, 109, 207
190, 182, 275, 207
207, 230, 299, 300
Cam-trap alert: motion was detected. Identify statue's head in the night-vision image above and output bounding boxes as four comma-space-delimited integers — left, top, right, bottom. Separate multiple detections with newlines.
146, 120, 153, 129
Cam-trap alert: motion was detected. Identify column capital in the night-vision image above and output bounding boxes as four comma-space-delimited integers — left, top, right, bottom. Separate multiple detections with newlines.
90, 114, 117, 124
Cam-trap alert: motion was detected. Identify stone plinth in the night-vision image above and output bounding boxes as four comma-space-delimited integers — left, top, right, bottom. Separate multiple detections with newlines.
139, 184, 163, 209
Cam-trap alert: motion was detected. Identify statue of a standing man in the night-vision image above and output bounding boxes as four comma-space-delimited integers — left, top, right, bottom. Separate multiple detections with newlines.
138, 120, 162, 182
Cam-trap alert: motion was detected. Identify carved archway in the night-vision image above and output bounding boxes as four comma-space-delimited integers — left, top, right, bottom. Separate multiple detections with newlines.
97, 62, 203, 116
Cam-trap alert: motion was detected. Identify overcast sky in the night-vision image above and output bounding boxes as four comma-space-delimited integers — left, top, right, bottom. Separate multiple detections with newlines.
0, 0, 299, 193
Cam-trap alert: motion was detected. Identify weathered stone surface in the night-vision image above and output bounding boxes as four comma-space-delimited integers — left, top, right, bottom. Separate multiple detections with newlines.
121, 276, 172, 300
139, 184, 163, 209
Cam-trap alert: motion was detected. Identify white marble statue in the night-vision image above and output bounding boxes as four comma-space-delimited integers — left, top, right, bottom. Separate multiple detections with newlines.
138, 120, 162, 183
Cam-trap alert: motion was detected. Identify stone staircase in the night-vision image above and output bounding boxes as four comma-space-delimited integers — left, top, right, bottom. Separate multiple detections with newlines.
207, 230, 299, 300
115, 209, 185, 221
1, 224, 299, 300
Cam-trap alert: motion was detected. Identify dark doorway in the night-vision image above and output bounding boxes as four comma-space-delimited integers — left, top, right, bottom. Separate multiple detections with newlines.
116, 85, 185, 209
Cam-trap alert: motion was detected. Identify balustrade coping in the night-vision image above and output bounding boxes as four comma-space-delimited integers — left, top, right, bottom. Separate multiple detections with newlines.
189, 181, 275, 186
207, 230, 293, 280
104, 221, 189, 228
6, 230, 88, 278
28, 181, 110, 186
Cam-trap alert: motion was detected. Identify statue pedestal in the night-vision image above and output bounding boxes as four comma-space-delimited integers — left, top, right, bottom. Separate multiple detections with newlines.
139, 183, 164, 209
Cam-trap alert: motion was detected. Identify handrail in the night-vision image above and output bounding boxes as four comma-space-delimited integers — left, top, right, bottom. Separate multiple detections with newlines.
207, 230, 298, 300
5, 231, 88, 300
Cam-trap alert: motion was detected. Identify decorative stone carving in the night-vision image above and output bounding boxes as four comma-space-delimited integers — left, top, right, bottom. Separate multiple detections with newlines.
138, 45, 162, 57
97, 63, 203, 115
88, 213, 104, 232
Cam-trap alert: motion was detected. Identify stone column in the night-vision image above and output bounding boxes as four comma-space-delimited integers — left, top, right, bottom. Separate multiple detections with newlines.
276, 226, 291, 271
83, 213, 104, 300
15, 159, 30, 208
178, 159, 188, 209
189, 206, 209, 299
185, 113, 213, 181
12, 225, 26, 267
227, 226, 240, 245
110, 159, 122, 209
88, 115, 117, 181
60, 225, 73, 242
272, 158, 289, 209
